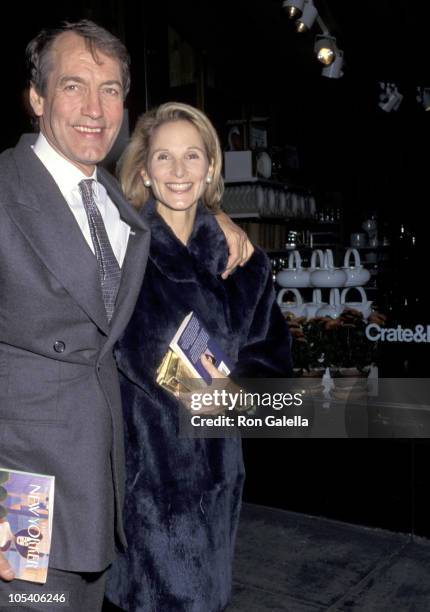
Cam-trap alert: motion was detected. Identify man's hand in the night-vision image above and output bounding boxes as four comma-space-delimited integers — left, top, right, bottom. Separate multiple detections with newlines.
0, 551, 14, 581
214, 211, 254, 278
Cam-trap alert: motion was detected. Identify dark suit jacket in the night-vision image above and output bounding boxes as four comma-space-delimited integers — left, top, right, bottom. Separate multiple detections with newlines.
0, 134, 150, 572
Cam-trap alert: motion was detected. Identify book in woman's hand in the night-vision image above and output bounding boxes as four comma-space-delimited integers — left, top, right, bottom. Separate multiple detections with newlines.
156, 311, 233, 394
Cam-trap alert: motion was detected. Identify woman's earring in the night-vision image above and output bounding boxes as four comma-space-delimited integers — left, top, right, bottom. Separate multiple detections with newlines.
206, 175, 212, 184
144, 179, 151, 187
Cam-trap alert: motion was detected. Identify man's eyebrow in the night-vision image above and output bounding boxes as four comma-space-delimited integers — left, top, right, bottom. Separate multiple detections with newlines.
58, 75, 86, 86
58, 76, 123, 89
101, 80, 124, 89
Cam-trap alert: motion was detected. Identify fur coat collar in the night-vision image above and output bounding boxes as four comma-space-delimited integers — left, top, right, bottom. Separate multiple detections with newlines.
141, 198, 228, 282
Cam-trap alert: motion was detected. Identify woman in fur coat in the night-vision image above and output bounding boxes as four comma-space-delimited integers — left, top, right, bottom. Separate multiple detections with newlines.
105, 102, 292, 612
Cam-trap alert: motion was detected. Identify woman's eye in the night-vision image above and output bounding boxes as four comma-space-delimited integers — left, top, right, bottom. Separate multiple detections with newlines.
157, 153, 169, 161
187, 152, 199, 159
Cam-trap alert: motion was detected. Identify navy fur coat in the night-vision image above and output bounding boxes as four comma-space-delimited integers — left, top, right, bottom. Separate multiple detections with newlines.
105, 200, 292, 612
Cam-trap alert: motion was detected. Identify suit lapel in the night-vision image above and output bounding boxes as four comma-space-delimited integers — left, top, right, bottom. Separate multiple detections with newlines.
7, 136, 151, 341
8, 135, 110, 333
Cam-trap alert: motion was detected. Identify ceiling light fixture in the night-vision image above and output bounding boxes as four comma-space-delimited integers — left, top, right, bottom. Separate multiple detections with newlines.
314, 35, 337, 66
321, 50, 344, 78
282, 0, 305, 20
295, 0, 318, 33
416, 87, 430, 111
378, 82, 403, 113
282, 1, 345, 78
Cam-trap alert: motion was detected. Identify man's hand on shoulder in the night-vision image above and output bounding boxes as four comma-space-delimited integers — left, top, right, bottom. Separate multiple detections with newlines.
214, 210, 254, 279
0, 551, 14, 581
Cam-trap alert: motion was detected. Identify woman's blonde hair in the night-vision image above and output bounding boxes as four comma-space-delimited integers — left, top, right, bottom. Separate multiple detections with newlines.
119, 101, 224, 211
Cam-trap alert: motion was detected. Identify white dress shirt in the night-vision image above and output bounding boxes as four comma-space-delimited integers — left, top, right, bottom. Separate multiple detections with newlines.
32, 133, 130, 266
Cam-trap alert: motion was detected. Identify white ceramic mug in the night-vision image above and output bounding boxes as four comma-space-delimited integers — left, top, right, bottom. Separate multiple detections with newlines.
277, 288, 306, 318
340, 286, 372, 319
291, 193, 299, 217
308, 195, 317, 218
279, 192, 287, 217
315, 288, 344, 319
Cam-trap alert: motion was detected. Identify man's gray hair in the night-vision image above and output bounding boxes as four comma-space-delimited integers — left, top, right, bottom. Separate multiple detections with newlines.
26, 19, 131, 97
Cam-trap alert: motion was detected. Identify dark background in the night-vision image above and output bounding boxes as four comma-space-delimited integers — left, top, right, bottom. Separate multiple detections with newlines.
2, 1, 430, 538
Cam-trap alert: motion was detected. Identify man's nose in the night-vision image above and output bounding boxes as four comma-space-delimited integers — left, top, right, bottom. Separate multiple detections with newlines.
82, 89, 103, 119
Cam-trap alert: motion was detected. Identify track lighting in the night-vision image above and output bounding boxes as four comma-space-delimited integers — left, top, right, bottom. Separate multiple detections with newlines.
321, 50, 344, 78
282, 0, 305, 19
314, 35, 337, 66
282, 1, 345, 79
416, 87, 430, 111
295, 0, 318, 33
378, 82, 403, 113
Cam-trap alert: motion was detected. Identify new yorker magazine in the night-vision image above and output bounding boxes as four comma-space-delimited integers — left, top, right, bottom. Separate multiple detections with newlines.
0, 468, 55, 583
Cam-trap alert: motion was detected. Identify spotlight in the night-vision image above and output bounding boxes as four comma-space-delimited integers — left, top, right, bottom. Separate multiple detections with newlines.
314, 35, 337, 66
321, 50, 344, 78
416, 87, 430, 111
295, 0, 318, 33
378, 82, 403, 113
282, 0, 305, 19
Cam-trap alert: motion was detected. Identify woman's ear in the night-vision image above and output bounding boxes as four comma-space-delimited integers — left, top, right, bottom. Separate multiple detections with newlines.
207, 159, 215, 182
140, 168, 152, 188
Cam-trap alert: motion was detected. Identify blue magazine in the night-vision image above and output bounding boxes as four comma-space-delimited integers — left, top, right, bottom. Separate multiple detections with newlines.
169, 311, 234, 384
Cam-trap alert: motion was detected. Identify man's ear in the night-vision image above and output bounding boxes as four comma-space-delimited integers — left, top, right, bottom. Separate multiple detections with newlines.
29, 85, 44, 117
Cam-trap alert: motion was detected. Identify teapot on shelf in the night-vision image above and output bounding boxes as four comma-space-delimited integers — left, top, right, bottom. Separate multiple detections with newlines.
276, 288, 306, 318
315, 288, 344, 319
340, 287, 373, 319
310, 249, 347, 288
304, 289, 327, 319
342, 248, 371, 287
276, 250, 311, 288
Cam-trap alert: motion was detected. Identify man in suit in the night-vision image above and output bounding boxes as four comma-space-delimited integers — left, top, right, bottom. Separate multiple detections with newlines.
0, 20, 251, 610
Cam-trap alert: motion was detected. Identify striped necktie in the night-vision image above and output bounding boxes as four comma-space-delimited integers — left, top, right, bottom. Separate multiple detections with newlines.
79, 179, 121, 323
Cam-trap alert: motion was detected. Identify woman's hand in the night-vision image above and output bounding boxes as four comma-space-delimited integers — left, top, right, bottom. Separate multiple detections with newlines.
177, 355, 229, 416
214, 211, 254, 278
200, 354, 228, 380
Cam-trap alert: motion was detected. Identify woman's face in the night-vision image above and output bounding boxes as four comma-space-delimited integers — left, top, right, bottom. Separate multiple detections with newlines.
142, 119, 213, 212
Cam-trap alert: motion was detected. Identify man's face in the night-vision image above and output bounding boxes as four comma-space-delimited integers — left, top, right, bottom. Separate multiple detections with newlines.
29, 32, 124, 176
